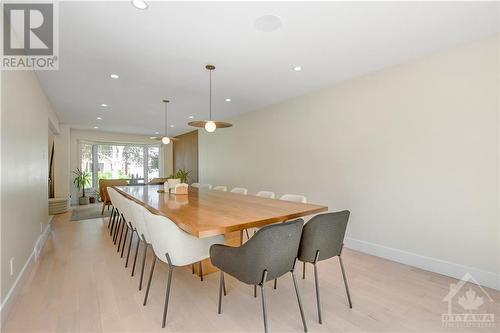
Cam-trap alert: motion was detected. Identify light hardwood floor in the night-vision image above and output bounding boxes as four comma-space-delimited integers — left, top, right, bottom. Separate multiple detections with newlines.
3, 212, 499, 332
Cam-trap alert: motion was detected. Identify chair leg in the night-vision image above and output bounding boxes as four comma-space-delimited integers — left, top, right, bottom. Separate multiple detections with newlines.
339, 256, 353, 308
109, 209, 116, 236
143, 255, 157, 306
199, 261, 203, 281
260, 270, 269, 333
113, 214, 121, 242
117, 217, 125, 250
125, 227, 134, 268
254, 285, 257, 298
113, 215, 121, 243
291, 269, 308, 332
139, 237, 148, 290
131, 235, 140, 276
218, 271, 224, 314
245, 229, 250, 240
109, 210, 114, 235
113, 216, 118, 243
101, 202, 106, 215
162, 254, 174, 328
273, 279, 277, 289
313, 250, 322, 324
303, 261, 306, 279
192, 264, 195, 274
313, 262, 322, 324
120, 224, 129, 257
108, 207, 114, 228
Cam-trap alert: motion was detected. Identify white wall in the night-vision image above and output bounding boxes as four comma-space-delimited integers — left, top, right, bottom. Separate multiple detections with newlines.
1, 68, 59, 307
53, 124, 70, 198
199, 36, 499, 289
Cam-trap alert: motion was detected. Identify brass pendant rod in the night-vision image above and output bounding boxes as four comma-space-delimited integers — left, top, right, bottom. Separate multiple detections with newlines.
163, 99, 170, 137
209, 69, 212, 121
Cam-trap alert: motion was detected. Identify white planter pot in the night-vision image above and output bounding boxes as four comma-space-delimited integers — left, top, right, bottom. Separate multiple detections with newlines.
79, 196, 90, 205
167, 178, 181, 191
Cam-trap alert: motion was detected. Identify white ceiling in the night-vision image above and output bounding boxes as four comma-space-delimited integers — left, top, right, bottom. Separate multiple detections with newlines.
37, 1, 499, 136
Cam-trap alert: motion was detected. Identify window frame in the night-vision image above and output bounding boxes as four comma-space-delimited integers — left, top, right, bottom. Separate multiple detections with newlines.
77, 140, 163, 189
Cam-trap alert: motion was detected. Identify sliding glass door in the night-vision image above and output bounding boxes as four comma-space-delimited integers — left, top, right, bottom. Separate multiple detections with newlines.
147, 146, 160, 181
79, 142, 162, 189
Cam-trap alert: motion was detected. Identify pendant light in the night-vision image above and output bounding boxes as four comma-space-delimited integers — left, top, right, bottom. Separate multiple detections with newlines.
151, 99, 178, 144
188, 64, 232, 132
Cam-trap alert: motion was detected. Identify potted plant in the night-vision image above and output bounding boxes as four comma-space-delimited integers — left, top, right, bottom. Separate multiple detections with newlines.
176, 168, 190, 184
73, 168, 91, 205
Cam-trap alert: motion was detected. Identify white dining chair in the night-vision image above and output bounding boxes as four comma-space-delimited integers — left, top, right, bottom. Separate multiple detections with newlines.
256, 190, 275, 199
198, 183, 213, 190
190, 182, 200, 188
117, 196, 136, 263
142, 210, 225, 327
280, 194, 307, 203
115, 192, 142, 272
107, 188, 121, 238
242, 190, 277, 239
230, 187, 248, 195
108, 188, 123, 244
213, 186, 228, 192
130, 201, 153, 290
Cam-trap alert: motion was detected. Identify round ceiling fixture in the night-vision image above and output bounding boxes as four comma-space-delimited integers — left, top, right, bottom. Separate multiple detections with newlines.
293, 66, 302, 72
188, 65, 233, 133
110, 74, 119, 79
254, 14, 282, 32
131, 0, 148, 10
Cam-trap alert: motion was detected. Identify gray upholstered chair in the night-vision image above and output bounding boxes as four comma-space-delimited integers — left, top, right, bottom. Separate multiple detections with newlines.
298, 210, 352, 324
210, 219, 308, 333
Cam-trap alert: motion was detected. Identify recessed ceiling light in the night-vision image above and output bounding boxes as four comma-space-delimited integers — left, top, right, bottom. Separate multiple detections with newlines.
188, 115, 194, 119
170, 125, 174, 128
97, 116, 102, 120
155, 131, 159, 134
254, 14, 282, 32
293, 66, 302, 72
225, 98, 231, 102
131, 0, 148, 10
93, 126, 99, 129
100, 103, 107, 107
110, 74, 119, 79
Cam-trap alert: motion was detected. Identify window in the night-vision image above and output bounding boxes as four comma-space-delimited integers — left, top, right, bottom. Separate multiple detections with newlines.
79, 142, 162, 189
147, 146, 160, 181
80, 143, 93, 181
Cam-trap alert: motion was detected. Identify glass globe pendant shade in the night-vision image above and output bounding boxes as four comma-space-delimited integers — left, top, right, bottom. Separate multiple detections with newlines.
205, 121, 216, 133
161, 136, 171, 145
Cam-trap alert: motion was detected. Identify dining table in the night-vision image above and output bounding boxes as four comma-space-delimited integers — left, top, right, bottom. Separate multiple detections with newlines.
114, 184, 328, 276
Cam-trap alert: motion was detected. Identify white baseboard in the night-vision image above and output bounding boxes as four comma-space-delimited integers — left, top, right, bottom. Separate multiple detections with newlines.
0, 217, 53, 325
344, 237, 500, 291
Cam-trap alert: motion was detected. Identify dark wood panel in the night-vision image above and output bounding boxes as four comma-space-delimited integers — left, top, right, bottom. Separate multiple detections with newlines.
115, 185, 328, 238
173, 130, 198, 183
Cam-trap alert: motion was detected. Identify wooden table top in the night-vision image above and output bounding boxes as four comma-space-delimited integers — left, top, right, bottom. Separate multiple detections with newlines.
114, 185, 328, 238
